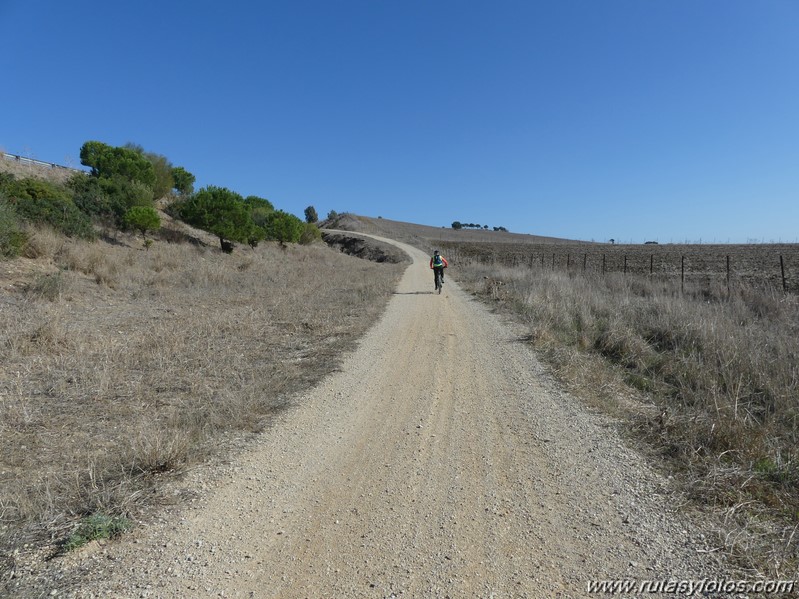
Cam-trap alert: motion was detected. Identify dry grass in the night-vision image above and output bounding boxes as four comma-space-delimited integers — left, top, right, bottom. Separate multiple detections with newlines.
453, 261, 799, 577
0, 154, 82, 186
0, 229, 404, 558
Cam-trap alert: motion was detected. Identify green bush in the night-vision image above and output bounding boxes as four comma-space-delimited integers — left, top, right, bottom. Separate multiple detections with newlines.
142, 151, 174, 200
299, 222, 322, 244
123, 206, 161, 241
4, 177, 95, 240
80, 141, 156, 189
68, 173, 119, 223
178, 186, 258, 251
264, 210, 304, 245
63, 513, 132, 552
0, 199, 28, 258
172, 166, 195, 195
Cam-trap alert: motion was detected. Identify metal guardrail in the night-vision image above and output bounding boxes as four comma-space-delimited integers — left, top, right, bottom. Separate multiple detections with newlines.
1, 152, 85, 172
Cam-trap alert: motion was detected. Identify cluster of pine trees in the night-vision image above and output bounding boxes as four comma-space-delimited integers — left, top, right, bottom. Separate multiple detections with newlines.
0, 140, 321, 256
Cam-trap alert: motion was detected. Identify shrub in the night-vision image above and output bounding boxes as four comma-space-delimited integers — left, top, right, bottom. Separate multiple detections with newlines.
299, 222, 322, 245
63, 513, 132, 552
68, 173, 118, 224
79, 141, 156, 190
264, 210, 304, 245
244, 195, 274, 211
304, 205, 318, 223
172, 166, 195, 195
141, 151, 174, 200
25, 271, 69, 301
123, 206, 161, 242
4, 178, 95, 240
0, 199, 28, 258
178, 186, 257, 251
247, 196, 275, 233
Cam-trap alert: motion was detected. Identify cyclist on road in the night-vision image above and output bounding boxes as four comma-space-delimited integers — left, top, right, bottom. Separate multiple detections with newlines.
430, 250, 449, 289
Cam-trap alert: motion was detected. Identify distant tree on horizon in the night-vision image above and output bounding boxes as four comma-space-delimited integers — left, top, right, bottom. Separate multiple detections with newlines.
304, 205, 318, 223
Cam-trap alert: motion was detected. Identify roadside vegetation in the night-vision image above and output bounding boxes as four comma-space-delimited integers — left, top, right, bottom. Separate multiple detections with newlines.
0, 144, 404, 579
453, 260, 798, 577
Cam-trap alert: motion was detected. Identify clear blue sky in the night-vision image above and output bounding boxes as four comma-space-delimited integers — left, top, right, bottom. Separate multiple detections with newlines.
2, 1, 797, 243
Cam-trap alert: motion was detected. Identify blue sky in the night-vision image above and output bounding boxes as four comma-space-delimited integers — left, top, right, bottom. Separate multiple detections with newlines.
2, 1, 797, 243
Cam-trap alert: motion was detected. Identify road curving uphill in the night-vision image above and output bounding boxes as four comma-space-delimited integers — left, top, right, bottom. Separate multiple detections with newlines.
66, 235, 721, 597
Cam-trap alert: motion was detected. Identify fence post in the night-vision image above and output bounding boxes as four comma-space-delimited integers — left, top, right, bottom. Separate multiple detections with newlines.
650, 255, 654, 276
780, 255, 787, 292
623, 255, 627, 275
552, 253, 555, 271
681, 256, 685, 294
541, 254, 544, 269
583, 253, 587, 272
602, 254, 606, 276
726, 255, 730, 292
566, 254, 570, 270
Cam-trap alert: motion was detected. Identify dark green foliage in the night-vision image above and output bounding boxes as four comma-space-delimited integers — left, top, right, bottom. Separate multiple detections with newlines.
246, 196, 275, 230
247, 225, 266, 248
327, 210, 338, 220
3, 177, 95, 240
79, 141, 156, 189
0, 199, 28, 258
69, 173, 154, 227
172, 166, 195, 195
102, 177, 154, 210
178, 186, 259, 251
304, 205, 318, 223
123, 206, 161, 240
245, 196, 274, 212
266, 210, 305, 244
0, 172, 15, 188
452, 221, 463, 230
68, 173, 120, 225
264, 210, 304, 245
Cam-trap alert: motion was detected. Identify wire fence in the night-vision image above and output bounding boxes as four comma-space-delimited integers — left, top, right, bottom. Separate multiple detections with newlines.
442, 245, 798, 294
1, 152, 84, 173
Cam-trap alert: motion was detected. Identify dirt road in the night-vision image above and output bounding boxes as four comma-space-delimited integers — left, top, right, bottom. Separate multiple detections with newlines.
67, 237, 719, 597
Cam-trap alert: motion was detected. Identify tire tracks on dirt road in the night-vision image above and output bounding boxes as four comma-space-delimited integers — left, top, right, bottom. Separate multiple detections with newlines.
68, 236, 720, 598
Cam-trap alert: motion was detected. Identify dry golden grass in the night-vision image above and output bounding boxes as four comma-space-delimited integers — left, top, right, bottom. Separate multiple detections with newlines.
0, 230, 403, 557
454, 261, 799, 577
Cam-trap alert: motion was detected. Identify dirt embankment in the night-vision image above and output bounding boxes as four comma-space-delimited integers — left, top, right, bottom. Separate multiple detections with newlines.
321, 230, 410, 264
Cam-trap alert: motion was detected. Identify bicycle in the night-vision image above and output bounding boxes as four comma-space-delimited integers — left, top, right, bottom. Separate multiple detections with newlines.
434, 267, 444, 294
